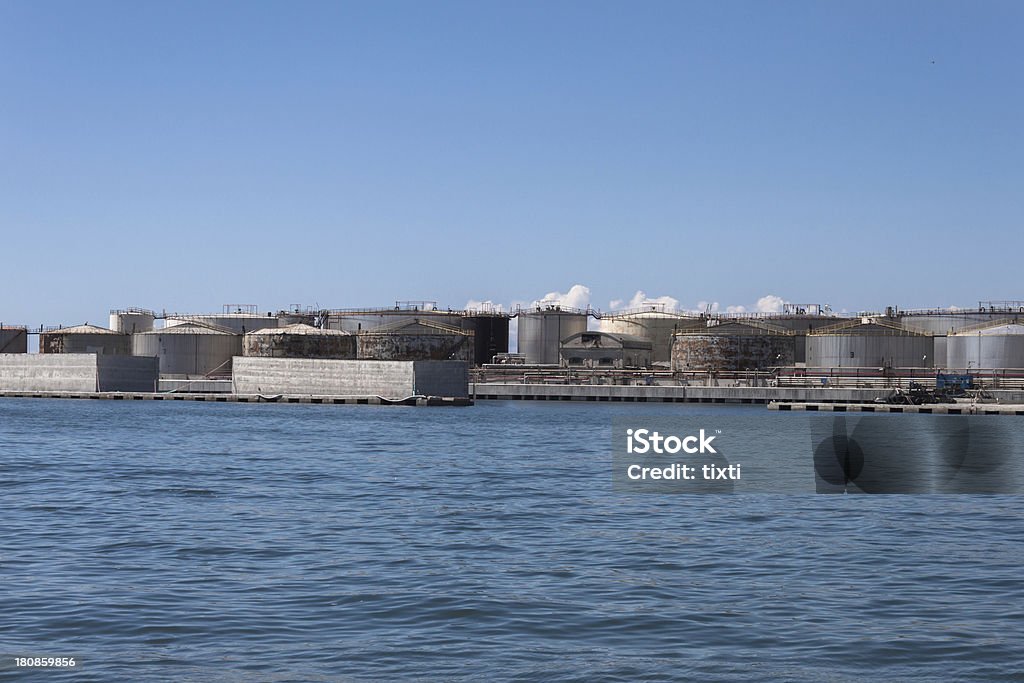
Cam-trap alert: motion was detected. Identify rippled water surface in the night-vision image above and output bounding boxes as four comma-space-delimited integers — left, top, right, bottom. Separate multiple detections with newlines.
1, 399, 1021, 681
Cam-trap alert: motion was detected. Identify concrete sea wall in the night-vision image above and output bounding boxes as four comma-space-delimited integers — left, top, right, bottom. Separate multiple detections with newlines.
0, 354, 158, 392
232, 358, 468, 398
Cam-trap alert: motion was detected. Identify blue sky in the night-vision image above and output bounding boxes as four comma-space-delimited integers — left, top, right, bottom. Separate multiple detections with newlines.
2, 1, 1022, 326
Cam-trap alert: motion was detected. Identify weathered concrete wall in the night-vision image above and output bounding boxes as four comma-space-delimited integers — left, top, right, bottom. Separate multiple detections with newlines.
232, 358, 469, 398
96, 356, 160, 392
0, 354, 158, 392
0, 354, 99, 391
158, 379, 233, 393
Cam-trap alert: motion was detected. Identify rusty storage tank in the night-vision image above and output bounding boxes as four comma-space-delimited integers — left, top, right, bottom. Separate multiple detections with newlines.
805, 318, 934, 369
517, 305, 589, 365
599, 306, 698, 364
671, 320, 795, 372
461, 312, 510, 365
132, 322, 242, 377
243, 324, 356, 359
109, 308, 156, 334
40, 324, 131, 355
325, 301, 464, 333
357, 318, 474, 361
0, 325, 28, 353
946, 320, 1024, 369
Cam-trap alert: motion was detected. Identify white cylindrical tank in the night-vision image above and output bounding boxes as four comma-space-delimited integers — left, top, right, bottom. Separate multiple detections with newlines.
946, 323, 1024, 369
325, 306, 464, 333
599, 309, 698, 364
132, 323, 242, 377
164, 313, 277, 334
517, 305, 589, 365
805, 319, 934, 368
109, 308, 156, 334
898, 311, 1017, 334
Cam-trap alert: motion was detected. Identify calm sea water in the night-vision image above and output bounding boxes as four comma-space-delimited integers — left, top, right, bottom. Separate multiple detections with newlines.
1, 399, 1021, 681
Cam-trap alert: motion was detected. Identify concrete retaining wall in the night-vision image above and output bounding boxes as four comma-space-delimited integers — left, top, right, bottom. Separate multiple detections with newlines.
232, 358, 469, 398
0, 354, 159, 392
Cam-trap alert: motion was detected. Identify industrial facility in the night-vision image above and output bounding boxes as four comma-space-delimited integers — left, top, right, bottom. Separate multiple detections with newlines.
560, 332, 653, 369
4, 299, 1024, 401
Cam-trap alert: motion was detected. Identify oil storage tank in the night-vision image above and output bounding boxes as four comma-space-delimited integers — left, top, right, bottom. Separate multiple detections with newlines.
670, 320, 795, 372
0, 325, 28, 353
165, 305, 277, 334
898, 302, 1024, 334
805, 318, 934, 369
517, 305, 589, 365
461, 312, 510, 365
40, 324, 131, 355
325, 301, 464, 333
243, 324, 356, 359
946, 321, 1024, 369
599, 306, 697, 365
357, 319, 474, 362
109, 308, 156, 334
132, 323, 242, 377
165, 313, 277, 334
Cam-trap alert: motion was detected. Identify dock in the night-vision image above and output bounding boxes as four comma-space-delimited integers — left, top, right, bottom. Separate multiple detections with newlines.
0, 391, 472, 407
768, 401, 1024, 415
469, 382, 1024, 405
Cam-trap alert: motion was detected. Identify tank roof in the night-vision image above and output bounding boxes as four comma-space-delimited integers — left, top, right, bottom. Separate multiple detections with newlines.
810, 317, 931, 336
600, 307, 695, 320
361, 318, 470, 335
167, 312, 275, 319
45, 324, 123, 335
138, 322, 237, 336
954, 322, 1024, 336
674, 319, 793, 336
246, 323, 351, 336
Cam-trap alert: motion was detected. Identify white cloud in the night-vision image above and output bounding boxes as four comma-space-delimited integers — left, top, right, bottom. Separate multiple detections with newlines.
755, 295, 785, 313
609, 290, 681, 312
531, 284, 591, 311
694, 301, 720, 314
690, 294, 788, 315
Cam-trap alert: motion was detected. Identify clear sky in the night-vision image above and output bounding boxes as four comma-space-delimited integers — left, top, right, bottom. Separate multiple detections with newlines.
2, 1, 1022, 327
